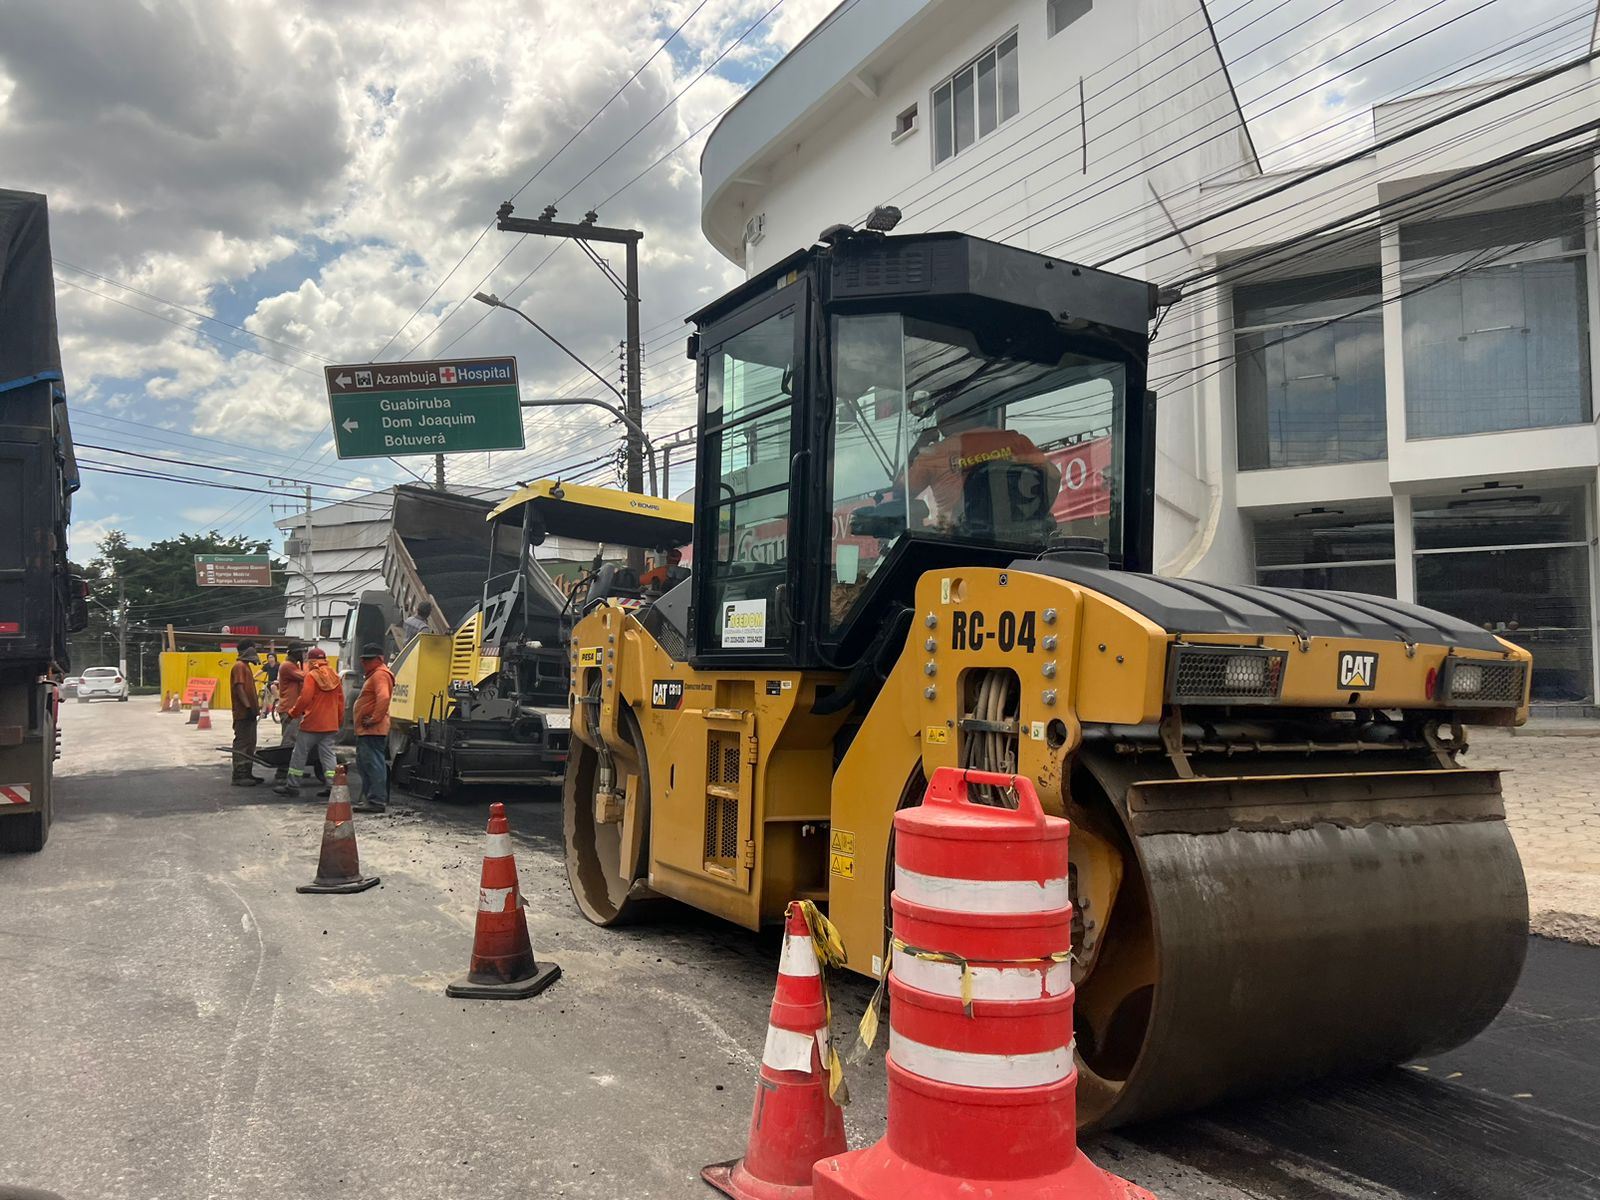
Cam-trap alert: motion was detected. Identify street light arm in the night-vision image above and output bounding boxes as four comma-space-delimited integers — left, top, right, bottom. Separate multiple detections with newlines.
475, 294, 625, 406
519, 397, 659, 495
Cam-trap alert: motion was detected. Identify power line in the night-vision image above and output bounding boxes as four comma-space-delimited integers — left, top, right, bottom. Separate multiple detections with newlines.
53, 260, 334, 363
54, 276, 322, 377
372, 0, 718, 363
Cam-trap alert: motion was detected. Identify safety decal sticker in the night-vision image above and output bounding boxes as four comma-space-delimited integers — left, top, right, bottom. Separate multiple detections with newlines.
925, 726, 950, 746
1337, 650, 1379, 691
830, 829, 856, 880
651, 680, 685, 710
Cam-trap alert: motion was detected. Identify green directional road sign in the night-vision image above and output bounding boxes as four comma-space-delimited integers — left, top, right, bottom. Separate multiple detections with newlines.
194, 554, 273, 587
324, 357, 526, 460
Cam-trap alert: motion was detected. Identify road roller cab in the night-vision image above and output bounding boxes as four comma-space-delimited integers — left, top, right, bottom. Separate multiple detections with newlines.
564, 228, 1531, 1131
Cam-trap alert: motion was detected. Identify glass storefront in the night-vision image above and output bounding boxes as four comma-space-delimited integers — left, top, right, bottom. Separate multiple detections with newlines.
1401, 199, 1592, 439
1253, 505, 1397, 596
1234, 268, 1387, 470
1413, 486, 1593, 703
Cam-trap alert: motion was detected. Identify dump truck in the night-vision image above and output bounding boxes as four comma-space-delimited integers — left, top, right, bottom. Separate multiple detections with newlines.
389, 480, 691, 796
0, 190, 89, 852
335, 484, 508, 731
563, 229, 1531, 1130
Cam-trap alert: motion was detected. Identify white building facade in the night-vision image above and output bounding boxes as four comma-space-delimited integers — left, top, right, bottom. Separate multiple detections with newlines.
701, 0, 1600, 707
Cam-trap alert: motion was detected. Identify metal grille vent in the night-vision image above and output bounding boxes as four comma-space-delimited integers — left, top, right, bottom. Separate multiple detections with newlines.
834, 247, 930, 297
1445, 659, 1526, 707
1168, 646, 1285, 704
704, 732, 742, 866
707, 735, 741, 785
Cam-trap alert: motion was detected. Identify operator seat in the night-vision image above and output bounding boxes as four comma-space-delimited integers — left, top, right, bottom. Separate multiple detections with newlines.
583, 563, 642, 609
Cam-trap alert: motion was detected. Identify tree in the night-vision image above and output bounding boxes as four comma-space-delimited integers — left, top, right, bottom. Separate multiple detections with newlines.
68, 534, 288, 672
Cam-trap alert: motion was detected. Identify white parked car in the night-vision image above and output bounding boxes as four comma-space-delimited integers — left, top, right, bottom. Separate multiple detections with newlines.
76, 666, 130, 702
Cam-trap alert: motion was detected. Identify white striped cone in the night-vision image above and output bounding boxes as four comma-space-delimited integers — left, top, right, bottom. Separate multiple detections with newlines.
702, 902, 845, 1198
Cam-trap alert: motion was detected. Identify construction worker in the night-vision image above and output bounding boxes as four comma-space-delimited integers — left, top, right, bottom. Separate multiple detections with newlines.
401, 601, 433, 642
351, 644, 394, 814
230, 642, 263, 787
639, 547, 686, 591
906, 404, 1060, 531
273, 645, 307, 785
274, 646, 342, 797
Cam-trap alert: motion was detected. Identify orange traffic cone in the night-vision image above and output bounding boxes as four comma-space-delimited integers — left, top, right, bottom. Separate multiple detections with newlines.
446, 802, 560, 999
702, 902, 847, 1199
296, 766, 380, 894
195, 699, 211, 731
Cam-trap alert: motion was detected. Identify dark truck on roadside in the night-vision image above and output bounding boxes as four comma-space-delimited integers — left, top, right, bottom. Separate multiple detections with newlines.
1, 190, 89, 852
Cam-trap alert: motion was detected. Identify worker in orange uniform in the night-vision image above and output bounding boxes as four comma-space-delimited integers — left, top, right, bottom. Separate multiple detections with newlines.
272, 645, 307, 785
906, 405, 1060, 530
274, 646, 343, 798
351, 644, 394, 814
229, 641, 263, 787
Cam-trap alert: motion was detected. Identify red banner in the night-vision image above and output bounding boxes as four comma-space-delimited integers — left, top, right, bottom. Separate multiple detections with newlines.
1046, 437, 1113, 524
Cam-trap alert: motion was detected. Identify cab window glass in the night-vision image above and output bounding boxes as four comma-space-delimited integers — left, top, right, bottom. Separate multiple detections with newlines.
828, 313, 1124, 630
706, 308, 795, 650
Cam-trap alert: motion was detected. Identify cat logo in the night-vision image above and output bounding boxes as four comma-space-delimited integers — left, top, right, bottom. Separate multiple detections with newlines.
1337, 651, 1379, 691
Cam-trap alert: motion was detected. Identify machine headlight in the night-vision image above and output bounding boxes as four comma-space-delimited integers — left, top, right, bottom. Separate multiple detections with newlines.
1451, 663, 1484, 697
1168, 646, 1287, 704
1222, 655, 1268, 692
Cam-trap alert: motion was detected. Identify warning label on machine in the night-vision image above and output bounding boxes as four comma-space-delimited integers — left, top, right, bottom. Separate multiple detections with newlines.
829, 829, 856, 880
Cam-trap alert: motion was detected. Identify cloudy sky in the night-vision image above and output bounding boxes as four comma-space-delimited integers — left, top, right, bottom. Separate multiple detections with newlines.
0, 0, 1589, 559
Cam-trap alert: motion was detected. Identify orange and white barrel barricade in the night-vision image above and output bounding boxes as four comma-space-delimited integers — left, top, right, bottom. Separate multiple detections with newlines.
813, 769, 1155, 1200
446, 802, 560, 999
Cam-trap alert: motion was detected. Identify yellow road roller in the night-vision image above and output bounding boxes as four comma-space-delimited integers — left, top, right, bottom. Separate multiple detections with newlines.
563, 228, 1530, 1129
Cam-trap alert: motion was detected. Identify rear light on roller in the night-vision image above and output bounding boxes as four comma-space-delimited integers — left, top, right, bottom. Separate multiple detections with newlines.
1438, 658, 1526, 707
1167, 646, 1288, 704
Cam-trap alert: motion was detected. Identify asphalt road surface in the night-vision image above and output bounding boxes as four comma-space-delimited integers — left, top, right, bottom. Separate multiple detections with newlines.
2, 701, 1596, 1199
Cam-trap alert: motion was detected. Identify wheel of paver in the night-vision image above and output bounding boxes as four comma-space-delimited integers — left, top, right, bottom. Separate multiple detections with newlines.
564, 681, 652, 926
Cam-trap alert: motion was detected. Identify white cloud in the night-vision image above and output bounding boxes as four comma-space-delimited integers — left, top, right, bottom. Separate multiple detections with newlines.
66, 513, 131, 560
2, 0, 810, 509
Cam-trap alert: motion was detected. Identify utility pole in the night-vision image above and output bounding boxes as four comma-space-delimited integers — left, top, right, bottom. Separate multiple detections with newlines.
302, 485, 318, 643
434, 452, 446, 492
116, 575, 128, 678
271, 480, 321, 644
495, 203, 645, 497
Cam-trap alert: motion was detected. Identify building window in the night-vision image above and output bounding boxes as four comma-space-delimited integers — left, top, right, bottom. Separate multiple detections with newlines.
1401, 198, 1592, 439
1253, 506, 1396, 597
1234, 268, 1387, 471
1413, 485, 1592, 703
892, 104, 918, 143
1048, 0, 1091, 37
932, 32, 1019, 165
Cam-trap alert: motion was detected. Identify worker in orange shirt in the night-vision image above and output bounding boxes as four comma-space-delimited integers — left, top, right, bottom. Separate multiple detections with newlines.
229, 641, 263, 787
351, 644, 394, 814
274, 647, 343, 798
906, 405, 1060, 530
272, 645, 307, 785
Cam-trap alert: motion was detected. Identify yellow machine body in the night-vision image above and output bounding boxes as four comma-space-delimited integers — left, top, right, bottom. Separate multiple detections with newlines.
387, 632, 458, 726
562, 229, 1533, 1131
568, 565, 1531, 1128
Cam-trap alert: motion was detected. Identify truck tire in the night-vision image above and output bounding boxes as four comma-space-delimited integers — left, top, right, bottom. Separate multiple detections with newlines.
0, 804, 48, 852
